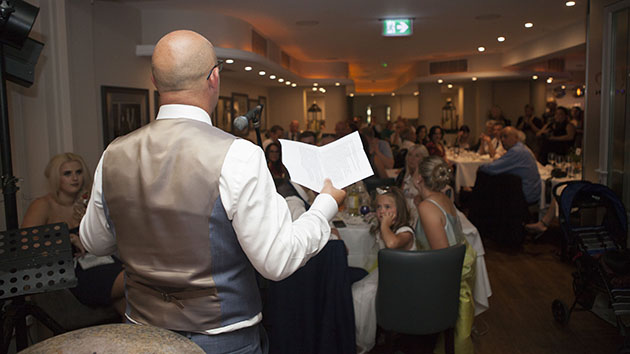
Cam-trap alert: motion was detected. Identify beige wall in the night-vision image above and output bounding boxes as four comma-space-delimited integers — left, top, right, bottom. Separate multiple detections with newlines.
353, 94, 420, 127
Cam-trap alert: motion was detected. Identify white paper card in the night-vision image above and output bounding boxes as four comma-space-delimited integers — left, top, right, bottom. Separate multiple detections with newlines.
280, 131, 374, 192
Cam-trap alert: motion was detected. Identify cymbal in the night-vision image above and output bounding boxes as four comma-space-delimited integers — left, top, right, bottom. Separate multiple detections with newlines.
19, 323, 204, 353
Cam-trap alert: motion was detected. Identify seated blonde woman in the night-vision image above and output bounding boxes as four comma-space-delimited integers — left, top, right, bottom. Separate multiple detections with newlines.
396, 144, 429, 226
413, 155, 476, 354
21, 153, 125, 316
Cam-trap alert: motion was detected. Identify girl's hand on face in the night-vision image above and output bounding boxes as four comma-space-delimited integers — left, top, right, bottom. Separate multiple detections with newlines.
381, 211, 395, 229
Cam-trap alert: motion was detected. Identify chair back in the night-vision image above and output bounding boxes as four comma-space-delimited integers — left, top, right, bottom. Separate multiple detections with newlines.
375, 243, 466, 335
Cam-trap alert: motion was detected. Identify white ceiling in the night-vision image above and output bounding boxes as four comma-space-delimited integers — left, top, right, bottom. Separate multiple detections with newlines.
121, 0, 587, 91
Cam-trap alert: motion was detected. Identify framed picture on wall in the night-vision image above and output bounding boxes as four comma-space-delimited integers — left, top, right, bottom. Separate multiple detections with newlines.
216, 96, 231, 131
258, 96, 267, 131
101, 86, 150, 148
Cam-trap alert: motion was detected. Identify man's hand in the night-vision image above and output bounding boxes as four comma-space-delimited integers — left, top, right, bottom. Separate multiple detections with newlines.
321, 178, 346, 206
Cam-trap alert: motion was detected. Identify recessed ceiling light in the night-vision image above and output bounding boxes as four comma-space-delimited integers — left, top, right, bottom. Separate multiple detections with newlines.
335, 82, 340, 86
285, 81, 291, 85
524, 22, 534, 28
437, 79, 444, 84
320, 88, 326, 93
561, 85, 566, 89
291, 83, 297, 87
370, 93, 375, 97
532, 75, 539, 80
472, 77, 478, 81
349, 93, 355, 97
447, 83, 453, 89
269, 75, 276, 80
312, 87, 318, 91
547, 77, 553, 84
413, 91, 419, 96
225, 59, 234, 64
244, 66, 252, 71
391, 92, 395, 96
565, 1, 576, 6
313, 83, 319, 87
258, 71, 266, 76
278, 78, 284, 83
477, 46, 486, 52
497, 36, 505, 42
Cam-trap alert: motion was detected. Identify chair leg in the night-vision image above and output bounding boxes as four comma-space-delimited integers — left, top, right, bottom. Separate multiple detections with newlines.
444, 327, 455, 354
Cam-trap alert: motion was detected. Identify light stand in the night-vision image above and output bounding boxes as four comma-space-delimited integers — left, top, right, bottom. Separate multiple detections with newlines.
0, 1, 58, 352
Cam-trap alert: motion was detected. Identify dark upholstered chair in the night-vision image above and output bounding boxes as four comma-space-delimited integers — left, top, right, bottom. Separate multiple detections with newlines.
375, 243, 466, 354
468, 170, 529, 246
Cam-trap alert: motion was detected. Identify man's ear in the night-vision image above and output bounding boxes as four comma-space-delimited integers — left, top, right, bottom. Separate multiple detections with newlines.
151, 75, 157, 90
208, 69, 220, 90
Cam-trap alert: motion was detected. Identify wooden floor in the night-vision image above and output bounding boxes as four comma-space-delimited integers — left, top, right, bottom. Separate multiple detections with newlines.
371, 229, 625, 354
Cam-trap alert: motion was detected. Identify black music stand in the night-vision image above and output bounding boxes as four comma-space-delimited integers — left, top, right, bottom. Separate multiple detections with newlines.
0, 222, 76, 352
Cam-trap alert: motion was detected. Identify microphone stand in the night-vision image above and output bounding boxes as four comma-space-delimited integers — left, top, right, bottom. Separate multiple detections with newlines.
251, 104, 264, 150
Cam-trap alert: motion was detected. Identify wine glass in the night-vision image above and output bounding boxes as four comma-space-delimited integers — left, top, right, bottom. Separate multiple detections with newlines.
547, 153, 556, 167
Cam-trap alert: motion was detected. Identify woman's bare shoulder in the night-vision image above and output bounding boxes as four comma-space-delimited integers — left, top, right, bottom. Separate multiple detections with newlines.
22, 194, 54, 227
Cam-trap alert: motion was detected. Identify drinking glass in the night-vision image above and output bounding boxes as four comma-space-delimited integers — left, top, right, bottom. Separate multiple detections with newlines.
547, 153, 556, 167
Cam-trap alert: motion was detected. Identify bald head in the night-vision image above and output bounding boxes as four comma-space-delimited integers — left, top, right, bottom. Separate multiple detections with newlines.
152, 30, 217, 93
500, 127, 520, 150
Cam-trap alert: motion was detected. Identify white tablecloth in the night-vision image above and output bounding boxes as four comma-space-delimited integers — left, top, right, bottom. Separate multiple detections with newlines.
447, 151, 492, 192
336, 211, 492, 316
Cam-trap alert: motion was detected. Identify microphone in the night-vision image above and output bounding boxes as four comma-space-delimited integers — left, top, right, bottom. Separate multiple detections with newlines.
233, 104, 264, 131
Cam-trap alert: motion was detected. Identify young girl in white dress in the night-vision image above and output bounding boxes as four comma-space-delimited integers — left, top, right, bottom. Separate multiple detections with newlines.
352, 186, 416, 354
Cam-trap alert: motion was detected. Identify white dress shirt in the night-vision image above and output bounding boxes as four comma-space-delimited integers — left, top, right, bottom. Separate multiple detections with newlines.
80, 104, 338, 332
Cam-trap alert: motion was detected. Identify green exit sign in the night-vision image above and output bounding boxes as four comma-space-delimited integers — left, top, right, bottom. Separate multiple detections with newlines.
383, 19, 412, 37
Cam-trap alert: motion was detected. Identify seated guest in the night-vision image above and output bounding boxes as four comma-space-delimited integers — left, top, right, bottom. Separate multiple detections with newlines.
298, 130, 317, 145
262, 125, 284, 151
319, 133, 336, 146
288, 119, 301, 140
515, 104, 543, 155
479, 127, 541, 206
352, 186, 415, 353
380, 121, 395, 141
453, 125, 472, 150
488, 104, 511, 126
389, 118, 407, 147
426, 125, 447, 158
395, 144, 429, 225
21, 153, 125, 316
265, 142, 287, 183
360, 127, 394, 179
399, 127, 416, 150
477, 121, 505, 158
570, 106, 584, 148
335, 120, 352, 139
412, 155, 475, 354
416, 124, 429, 145
538, 106, 576, 164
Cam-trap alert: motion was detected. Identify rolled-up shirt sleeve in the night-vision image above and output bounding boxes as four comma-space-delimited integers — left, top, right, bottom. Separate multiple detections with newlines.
79, 155, 118, 256
220, 139, 338, 281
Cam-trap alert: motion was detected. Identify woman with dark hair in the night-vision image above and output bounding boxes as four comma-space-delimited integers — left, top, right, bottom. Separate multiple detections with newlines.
22, 153, 125, 316
453, 125, 471, 150
538, 106, 576, 164
265, 142, 287, 182
425, 125, 447, 158
415, 124, 429, 145
570, 106, 584, 148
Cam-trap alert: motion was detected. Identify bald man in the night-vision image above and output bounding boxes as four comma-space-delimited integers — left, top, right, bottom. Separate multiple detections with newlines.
80, 30, 345, 353
478, 127, 541, 204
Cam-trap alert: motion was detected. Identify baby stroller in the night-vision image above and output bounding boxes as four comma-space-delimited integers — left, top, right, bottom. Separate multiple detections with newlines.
551, 181, 630, 342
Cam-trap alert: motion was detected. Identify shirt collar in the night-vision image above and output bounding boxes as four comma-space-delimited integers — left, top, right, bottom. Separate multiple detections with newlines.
156, 104, 213, 126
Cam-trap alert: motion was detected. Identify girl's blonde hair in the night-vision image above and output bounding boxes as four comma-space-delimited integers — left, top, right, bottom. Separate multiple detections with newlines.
44, 153, 92, 203
417, 155, 452, 192
370, 186, 411, 234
